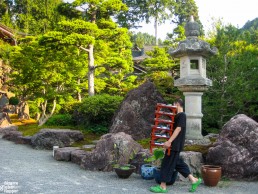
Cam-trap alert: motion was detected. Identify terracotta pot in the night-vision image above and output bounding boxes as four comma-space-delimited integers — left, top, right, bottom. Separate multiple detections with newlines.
201, 165, 222, 187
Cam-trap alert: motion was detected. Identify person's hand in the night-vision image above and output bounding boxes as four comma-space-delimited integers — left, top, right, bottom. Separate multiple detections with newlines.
163, 141, 171, 149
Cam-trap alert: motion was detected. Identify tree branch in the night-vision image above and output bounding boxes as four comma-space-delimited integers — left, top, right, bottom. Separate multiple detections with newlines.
79, 46, 90, 52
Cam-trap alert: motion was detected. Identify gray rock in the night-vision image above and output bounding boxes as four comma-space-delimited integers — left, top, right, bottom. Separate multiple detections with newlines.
0, 94, 9, 109
0, 112, 12, 127
54, 147, 80, 161
0, 125, 18, 134
82, 144, 95, 149
15, 136, 32, 145
2, 130, 22, 142
176, 151, 203, 181
184, 138, 211, 146
109, 81, 166, 140
206, 114, 258, 180
31, 129, 84, 150
1, 125, 21, 141
80, 132, 143, 171
180, 151, 203, 174
71, 149, 89, 165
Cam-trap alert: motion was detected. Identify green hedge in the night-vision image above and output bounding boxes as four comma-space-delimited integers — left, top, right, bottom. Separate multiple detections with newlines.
74, 94, 123, 127
45, 114, 74, 126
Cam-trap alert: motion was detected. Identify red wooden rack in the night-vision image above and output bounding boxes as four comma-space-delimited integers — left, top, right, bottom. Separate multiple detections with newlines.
150, 103, 177, 156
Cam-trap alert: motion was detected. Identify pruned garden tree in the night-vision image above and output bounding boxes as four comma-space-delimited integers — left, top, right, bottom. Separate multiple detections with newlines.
9, 36, 86, 126
42, 0, 134, 96
141, 47, 179, 101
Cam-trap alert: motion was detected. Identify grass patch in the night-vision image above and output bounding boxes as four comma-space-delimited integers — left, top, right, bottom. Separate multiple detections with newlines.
9, 114, 37, 126
18, 123, 41, 136
183, 144, 213, 155
9, 114, 39, 136
71, 131, 101, 148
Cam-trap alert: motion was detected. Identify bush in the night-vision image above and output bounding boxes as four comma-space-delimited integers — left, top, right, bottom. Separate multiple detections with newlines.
45, 114, 74, 126
74, 94, 123, 126
28, 101, 40, 119
86, 124, 108, 134
9, 97, 19, 105
59, 101, 81, 114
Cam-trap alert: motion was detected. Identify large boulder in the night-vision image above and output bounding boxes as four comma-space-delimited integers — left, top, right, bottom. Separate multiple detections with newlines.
0, 112, 12, 128
71, 149, 88, 165
54, 147, 80, 161
80, 132, 143, 171
1, 125, 20, 141
109, 81, 166, 140
0, 125, 18, 134
31, 129, 84, 150
206, 114, 258, 180
0, 125, 31, 145
180, 151, 203, 175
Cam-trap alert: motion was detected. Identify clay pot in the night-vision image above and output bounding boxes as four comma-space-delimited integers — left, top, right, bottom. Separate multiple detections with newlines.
114, 165, 136, 179
201, 165, 222, 186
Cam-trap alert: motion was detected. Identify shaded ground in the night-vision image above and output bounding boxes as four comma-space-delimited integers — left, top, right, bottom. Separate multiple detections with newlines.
0, 137, 257, 194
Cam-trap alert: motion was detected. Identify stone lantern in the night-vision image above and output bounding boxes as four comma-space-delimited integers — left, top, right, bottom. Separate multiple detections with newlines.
169, 16, 217, 139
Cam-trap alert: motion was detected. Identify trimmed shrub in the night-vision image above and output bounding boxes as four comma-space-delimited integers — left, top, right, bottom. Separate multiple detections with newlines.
45, 114, 74, 126
73, 94, 123, 127
9, 97, 19, 105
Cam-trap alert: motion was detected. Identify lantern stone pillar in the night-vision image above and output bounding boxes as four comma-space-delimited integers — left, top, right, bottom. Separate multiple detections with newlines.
169, 16, 217, 139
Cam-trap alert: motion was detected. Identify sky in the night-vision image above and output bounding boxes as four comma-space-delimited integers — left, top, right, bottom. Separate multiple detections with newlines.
65, 0, 258, 40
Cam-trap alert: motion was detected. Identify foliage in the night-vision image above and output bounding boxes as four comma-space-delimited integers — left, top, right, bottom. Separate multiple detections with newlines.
137, 138, 150, 149
165, 0, 202, 43
141, 47, 181, 101
45, 114, 74, 126
203, 23, 258, 133
85, 124, 109, 134
59, 101, 81, 115
131, 32, 162, 48
27, 100, 40, 119
74, 94, 123, 126
40, 0, 134, 96
115, 0, 148, 29
145, 148, 164, 167
8, 96, 19, 105
0, 0, 64, 34
242, 17, 258, 31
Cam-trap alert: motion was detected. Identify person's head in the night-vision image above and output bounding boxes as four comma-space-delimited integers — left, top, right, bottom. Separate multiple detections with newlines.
174, 98, 184, 108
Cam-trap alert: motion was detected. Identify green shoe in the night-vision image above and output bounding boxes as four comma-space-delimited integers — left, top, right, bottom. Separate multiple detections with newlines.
189, 178, 202, 192
150, 185, 168, 193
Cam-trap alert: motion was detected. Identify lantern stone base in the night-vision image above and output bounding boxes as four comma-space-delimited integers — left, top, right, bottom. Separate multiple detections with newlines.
184, 92, 204, 140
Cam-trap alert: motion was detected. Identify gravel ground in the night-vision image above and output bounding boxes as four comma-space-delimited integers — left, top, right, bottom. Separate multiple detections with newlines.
0, 137, 257, 194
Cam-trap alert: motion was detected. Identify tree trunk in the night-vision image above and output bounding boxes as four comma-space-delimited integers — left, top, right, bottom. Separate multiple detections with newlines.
154, 17, 158, 46
88, 44, 95, 96
77, 78, 82, 102
87, 4, 96, 96
38, 99, 56, 126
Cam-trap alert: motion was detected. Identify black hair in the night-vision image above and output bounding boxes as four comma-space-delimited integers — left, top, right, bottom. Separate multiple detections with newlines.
174, 98, 184, 107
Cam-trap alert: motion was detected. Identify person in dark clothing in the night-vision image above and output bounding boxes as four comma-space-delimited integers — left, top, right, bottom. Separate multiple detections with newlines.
150, 99, 202, 193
